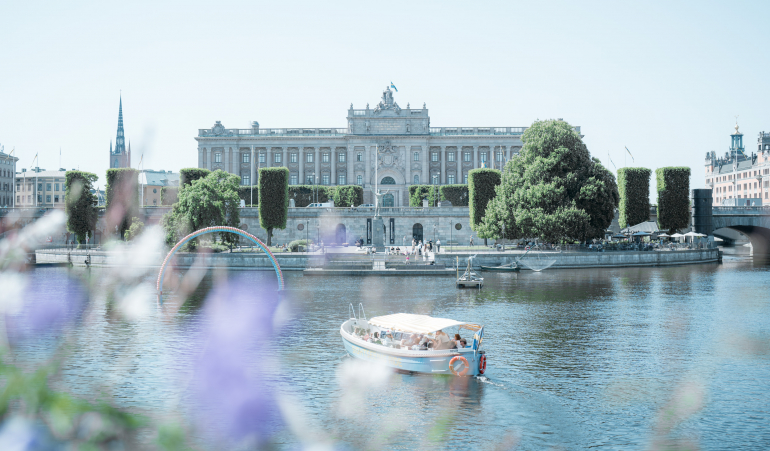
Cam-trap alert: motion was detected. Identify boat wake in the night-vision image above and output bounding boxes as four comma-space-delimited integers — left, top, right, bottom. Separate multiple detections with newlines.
474, 375, 507, 389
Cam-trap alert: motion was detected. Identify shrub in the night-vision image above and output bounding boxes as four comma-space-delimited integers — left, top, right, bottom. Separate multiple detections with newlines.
105, 168, 139, 240
237, 186, 259, 206
180, 168, 211, 188
468, 168, 501, 232
65, 171, 98, 244
288, 185, 333, 207
656, 167, 691, 233
160, 186, 178, 206
288, 239, 309, 252
617, 167, 651, 229
124, 217, 145, 241
332, 185, 364, 207
439, 184, 469, 206
409, 185, 440, 207
258, 167, 289, 246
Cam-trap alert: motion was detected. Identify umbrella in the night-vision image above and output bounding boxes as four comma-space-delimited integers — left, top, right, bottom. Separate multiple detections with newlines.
670, 233, 685, 238
632, 231, 651, 236
693, 232, 707, 237
657, 233, 670, 237
683, 231, 699, 237
612, 234, 626, 239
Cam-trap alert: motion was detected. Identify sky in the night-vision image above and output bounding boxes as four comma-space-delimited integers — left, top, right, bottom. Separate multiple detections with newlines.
1, 0, 769, 193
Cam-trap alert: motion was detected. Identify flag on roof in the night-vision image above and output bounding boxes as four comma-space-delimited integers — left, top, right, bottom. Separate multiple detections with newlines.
390, 82, 398, 92
625, 146, 634, 162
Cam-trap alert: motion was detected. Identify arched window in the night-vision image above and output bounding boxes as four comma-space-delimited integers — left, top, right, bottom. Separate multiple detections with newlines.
413, 175, 419, 184
381, 176, 396, 185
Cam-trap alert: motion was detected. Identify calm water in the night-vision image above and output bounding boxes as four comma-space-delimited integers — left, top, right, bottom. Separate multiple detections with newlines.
11, 252, 770, 450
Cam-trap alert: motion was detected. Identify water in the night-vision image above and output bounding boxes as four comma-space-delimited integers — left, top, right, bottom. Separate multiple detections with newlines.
10, 253, 770, 450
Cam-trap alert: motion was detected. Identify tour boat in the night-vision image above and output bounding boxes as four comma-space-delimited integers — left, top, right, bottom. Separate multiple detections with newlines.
456, 256, 484, 288
340, 305, 487, 376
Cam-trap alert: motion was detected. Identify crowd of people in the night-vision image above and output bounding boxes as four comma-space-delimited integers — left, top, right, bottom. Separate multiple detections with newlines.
352, 327, 469, 351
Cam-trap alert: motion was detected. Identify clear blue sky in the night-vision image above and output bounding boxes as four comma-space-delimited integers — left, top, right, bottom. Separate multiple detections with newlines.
1, 0, 768, 192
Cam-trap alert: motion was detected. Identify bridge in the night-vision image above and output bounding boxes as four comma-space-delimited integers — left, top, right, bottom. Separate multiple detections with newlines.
711, 206, 770, 260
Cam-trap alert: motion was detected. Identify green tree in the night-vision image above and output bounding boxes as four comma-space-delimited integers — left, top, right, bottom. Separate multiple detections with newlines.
479, 119, 619, 242
179, 168, 211, 188
258, 167, 289, 246
288, 185, 333, 207
656, 167, 691, 233
105, 168, 139, 240
160, 186, 178, 205
332, 185, 364, 207
439, 184, 469, 206
409, 185, 440, 207
468, 168, 502, 236
124, 217, 145, 241
161, 170, 240, 248
617, 167, 651, 229
65, 171, 98, 244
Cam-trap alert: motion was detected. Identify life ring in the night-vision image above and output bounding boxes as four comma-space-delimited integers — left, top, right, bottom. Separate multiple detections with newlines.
478, 354, 487, 375
449, 356, 470, 376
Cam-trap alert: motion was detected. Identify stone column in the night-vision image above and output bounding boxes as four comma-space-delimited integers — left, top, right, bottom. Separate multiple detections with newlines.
331, 147, 337, 185
346, 145, 353, 186
267, 147, 273, 169
421, 144, 429, 185
473, 145, 478, 169
206, 148, 212, 170
440, 145, 446, 184
365, 145, 372, 188
314, 148, 320, 184
282, 147, 288, 170
298, 146, 304, 184
250, 146, 255, 186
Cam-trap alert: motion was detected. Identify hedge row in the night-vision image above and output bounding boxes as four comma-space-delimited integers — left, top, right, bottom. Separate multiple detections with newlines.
180, 168, 211, 188
440, 184, 469, 206
287, 185, 363, 207
656, 167, 691, 233
617, 167, 651, 229
409, 185, 440, 207
237, 185, 259, 206
468, 168, 501, 231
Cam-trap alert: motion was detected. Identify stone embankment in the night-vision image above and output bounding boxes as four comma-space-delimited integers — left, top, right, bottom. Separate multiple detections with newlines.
36, 248, 720, 271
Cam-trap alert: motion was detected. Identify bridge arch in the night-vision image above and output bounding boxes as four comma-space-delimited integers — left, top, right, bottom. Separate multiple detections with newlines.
712, 207, 770, 262
156, 226, 284, 295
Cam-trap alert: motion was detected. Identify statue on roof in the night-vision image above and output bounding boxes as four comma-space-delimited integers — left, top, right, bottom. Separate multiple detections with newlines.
374, 86, 400, 114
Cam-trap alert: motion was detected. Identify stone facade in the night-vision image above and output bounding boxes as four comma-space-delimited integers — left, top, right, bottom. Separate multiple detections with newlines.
705, 125, 770, 205
0, 149, 18, 207
195, 87, 577, 207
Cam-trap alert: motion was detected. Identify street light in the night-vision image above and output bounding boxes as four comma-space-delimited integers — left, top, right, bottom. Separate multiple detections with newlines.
433, 223, 437, 242
305, 219, 309, 250
450, 219, 453, 253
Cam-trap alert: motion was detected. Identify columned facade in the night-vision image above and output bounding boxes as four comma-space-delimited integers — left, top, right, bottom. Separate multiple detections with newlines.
195, 87, 578, 206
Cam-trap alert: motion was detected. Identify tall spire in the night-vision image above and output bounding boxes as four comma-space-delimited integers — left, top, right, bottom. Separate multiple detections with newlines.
115, 95, 125, 155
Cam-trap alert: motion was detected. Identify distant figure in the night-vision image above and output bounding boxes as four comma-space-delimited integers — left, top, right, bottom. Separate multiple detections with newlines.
469, 236, 474, 247
436, 239, 441, 253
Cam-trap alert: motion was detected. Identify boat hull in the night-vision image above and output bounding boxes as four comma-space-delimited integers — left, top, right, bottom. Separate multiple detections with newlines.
340, 322, 483, 376
480, 265, 520, 272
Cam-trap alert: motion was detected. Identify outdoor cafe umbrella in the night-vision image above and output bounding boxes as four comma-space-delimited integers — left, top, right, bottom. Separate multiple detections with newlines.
670, 233, 685, 238
612, 233, 626, 239
632, 231, 652, 236
657, 233, 670, 238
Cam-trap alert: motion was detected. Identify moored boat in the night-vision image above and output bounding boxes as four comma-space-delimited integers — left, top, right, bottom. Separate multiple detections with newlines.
479, 263, 520, 272
340, 306, 486, 376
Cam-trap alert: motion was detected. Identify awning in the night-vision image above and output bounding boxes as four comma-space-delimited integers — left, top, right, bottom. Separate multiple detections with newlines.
368, 313, 479, 334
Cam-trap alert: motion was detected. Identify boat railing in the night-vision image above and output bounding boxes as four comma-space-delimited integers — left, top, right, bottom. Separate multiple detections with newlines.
349, 303, 356, 320
358, 303, 367, 320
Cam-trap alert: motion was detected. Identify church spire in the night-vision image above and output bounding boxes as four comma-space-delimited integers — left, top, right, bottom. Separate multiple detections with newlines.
115, 95, 126, 155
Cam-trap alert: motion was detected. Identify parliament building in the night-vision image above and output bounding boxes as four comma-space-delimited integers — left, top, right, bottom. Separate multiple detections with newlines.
195, 87, 576, 206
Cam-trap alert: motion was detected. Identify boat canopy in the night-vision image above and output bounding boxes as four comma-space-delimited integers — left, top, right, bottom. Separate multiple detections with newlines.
368, 313, 481, 334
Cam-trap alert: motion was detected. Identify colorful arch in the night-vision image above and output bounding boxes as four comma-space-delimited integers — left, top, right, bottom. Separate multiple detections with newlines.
156, 226, 284, 295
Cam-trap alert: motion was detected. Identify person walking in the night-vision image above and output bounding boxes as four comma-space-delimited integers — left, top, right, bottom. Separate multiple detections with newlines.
436, 239, 441, 253
469, 236, 474, 247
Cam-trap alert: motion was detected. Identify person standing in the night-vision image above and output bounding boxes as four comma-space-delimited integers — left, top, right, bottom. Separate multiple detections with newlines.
436, 239, 441, 253
469, 236, 474, 247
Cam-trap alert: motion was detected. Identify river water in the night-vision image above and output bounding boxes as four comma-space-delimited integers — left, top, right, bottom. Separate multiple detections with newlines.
10, 251, 770, 450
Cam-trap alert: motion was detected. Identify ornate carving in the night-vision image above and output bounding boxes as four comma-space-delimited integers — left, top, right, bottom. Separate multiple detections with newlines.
373, 87, 401, 115
213, 121, 225, 136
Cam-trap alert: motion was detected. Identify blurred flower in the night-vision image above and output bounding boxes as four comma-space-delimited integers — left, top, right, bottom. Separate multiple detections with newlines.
189, 275, 286, 447
4, 272, 87, 342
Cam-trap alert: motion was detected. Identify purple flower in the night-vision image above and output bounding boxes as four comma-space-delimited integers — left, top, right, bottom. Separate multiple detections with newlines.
5, 271, 87, 342
189, 275, 285, 446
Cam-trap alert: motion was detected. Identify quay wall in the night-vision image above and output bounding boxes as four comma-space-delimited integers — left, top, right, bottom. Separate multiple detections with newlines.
36, 248, 720, 270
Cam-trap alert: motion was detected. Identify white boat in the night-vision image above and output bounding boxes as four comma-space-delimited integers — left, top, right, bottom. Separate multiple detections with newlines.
456, 256, 483, 288
340, 305, 487, 376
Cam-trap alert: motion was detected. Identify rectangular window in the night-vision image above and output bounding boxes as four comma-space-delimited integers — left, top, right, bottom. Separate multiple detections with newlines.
54, 195, 59, 203
37, 195, 42, 203
215, 153, 222, 163
55, 183, 59, 191
432, 175, 439, 185
414, 175, 419, 184
496, 152, 503, 162
413, 152, 419, 161
16, 196, 19, 203
290, 153, 297, 163
27, 195, 31, 203
275, 153, 282, 163
322, 174, 330, 185
357, 175, 363, 185
338, 174, 346, 185
448, 174, 456, 184
463, 174, 468, 183
338, 152, 345, 162
259, 153, 266, 164
464, 152, 471, 162
307, 153, 313, 163
357, 153, 363, 162
290, 174, 298, 185
38, 183, 42, 191
242, 153, 250, 163
46, 183, 51, 191
306, 175, 313, 184
16, 184, 19, 191
432, 152, 438, 162
448, 152, 455, 162
242, 175, 250, 186
323, 153, 329, 163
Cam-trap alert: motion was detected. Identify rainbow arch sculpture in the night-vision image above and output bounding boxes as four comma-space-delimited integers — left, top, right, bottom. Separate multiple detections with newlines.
156, 226, 284, 294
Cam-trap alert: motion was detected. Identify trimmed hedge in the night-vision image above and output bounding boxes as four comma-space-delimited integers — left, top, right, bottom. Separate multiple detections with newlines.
409, 185, 440, 207
656, 167, 691, 233
439, 184, 469, 206
332, 185, 364, 207
288, 239, 309, 252
65, 170, 99, 243
468, 168, 501, 231
237, 185, 259, 206
160, 186, 178, 206
258, 167, 289, 245
288, 185, 332, 207
180, 168, 211, 188
617, 167, 651, 229
105, 168, 139, 240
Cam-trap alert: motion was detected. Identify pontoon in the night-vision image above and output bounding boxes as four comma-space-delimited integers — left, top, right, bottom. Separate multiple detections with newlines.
340, 305, 487, 376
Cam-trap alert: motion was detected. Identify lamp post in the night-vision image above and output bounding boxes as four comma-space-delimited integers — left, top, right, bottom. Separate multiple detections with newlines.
435, 172, 440, 207
305, 219, 309, 250
450, 219, 453, 253
433, 223, 437, 242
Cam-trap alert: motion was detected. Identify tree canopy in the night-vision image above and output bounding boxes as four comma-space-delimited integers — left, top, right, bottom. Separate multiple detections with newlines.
161, 170, 240, 248
105, 168, 139, 240
258, 167, 289, 246
468, 169, 501, 235
479, 119, 619, 242
656, 167, 691, 233
617, 167, 651, 229
65, 171, 99, 244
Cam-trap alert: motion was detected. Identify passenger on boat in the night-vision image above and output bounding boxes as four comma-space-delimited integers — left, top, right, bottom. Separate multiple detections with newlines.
458, 338, 467, 349
433, 330, 451, 350
382, 331, 394, 346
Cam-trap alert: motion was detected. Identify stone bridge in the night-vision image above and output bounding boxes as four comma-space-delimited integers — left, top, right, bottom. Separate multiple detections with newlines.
711, 206, 770, 259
